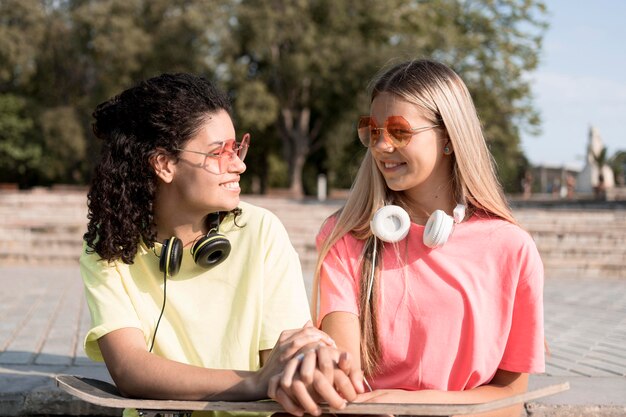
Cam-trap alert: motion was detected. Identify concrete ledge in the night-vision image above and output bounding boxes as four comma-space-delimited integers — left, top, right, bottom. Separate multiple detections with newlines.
526, 375, 626, 416
0, 365, 118, 416
1, 370, 624, 416
0, 389, 121, 416
527, 403, 626, 417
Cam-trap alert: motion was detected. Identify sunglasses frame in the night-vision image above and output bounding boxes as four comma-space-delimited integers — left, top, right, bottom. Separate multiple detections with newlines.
175, 133, 250, 174
358, 115, 439, 148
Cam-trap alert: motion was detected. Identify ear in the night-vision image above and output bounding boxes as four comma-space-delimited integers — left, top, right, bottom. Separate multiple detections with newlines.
150, 149, 176, 183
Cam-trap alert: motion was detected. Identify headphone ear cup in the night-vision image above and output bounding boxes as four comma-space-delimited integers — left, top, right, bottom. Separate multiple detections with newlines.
423, 210, 454, 248
191, 233, 231, 269
370, 205, 411, 243
160, 237, 183, 276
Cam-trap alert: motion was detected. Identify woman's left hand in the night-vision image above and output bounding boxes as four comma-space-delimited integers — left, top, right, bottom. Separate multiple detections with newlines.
255, 321, 337, 398
268, 345, 364, 416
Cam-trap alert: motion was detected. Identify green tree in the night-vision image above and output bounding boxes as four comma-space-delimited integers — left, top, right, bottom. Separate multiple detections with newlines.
39, 106, 87, 182
221, 0, 547, 196
0, 0, 46, 90
0, 94, 40, 186
592, 146, 608, 172
387, 0, 546, 190
222, 0, 401, 196
609, 150, 626, 186
69, 0, 228, 100
0, 0, 547, 193
63, 0, 229, 179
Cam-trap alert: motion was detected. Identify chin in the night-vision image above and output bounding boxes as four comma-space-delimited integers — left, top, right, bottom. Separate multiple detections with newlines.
384, 179, 409, 192
218, 195, 241, 212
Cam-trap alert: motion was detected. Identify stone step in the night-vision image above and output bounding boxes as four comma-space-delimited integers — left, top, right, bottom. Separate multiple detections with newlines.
542, 264, 625, 279
1, 190, 625, 278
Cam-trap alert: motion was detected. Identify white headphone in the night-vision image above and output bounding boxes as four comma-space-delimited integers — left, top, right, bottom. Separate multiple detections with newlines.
365, 203, 466, 304
370, 203, 466, 247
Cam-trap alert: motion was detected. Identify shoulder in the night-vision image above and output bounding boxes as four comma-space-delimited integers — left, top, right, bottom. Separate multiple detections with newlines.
317, 213, 339, 242
316, 212, 365, 257
230, 201, 284, 228
225, 201, 291, 242
80, 242, 113, 270
465, 213, 536, 249
463, 214, 543, 279
79, 241, 125, 285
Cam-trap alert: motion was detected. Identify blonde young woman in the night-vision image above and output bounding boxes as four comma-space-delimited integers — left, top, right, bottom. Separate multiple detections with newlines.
269, 59, 544, 417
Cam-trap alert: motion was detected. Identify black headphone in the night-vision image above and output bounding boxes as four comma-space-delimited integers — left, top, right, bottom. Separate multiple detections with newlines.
159, 212, 231, 277
150, 212, 231, 352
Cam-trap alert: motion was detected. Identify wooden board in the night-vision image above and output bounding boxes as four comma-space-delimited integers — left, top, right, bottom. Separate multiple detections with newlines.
56, 374, 569, 416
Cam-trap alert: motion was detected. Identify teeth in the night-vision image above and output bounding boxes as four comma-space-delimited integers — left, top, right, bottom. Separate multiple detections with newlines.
221, 181, 239, 189
384, 162, 401, 169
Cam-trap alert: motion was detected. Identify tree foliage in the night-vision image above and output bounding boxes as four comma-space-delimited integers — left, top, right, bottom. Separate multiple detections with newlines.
0, 94, 40, 185
609, 150, 626, 186
0, 0, 547, 194
0, 0, 46, 88
221, 0, 547, 195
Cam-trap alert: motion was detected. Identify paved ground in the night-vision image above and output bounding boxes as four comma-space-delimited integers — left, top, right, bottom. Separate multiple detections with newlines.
1, 266, 625, 416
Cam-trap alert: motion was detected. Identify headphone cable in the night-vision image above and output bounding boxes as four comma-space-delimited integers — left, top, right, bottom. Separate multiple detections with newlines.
366, 237, 377, 305
149, 268, 168, 353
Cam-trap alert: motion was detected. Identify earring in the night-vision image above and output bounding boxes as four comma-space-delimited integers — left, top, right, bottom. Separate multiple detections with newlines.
444, 145, 452, 155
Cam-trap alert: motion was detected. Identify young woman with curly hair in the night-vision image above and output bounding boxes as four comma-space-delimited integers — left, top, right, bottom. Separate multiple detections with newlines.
80, 73, 346, 405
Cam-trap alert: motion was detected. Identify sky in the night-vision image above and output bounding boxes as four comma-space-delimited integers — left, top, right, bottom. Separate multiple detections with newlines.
520, 0, 626, 170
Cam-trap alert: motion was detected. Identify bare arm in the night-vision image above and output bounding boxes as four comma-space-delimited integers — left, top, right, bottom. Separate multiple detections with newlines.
99, 328, 259, 400
323, 312, 528, 417
320, 311, 361, 371
356, 369, 528, 417
99, 322, 333, 401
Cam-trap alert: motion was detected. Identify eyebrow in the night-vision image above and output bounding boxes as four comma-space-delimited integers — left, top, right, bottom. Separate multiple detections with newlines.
208, 136, 236, 145
199, 140, 230, 151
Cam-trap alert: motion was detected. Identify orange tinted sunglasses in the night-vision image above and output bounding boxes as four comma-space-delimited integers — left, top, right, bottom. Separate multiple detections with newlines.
357, 116, 439, 148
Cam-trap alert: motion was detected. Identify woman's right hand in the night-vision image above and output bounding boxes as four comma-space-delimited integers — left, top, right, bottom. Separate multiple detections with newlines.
254, 321, 336, 391
268, 344, 365, 416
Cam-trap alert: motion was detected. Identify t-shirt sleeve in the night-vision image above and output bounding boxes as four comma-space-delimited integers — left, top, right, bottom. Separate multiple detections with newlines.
259, 212, 312, 351
80, 245, 143, 362
316, 221, 360, 326
499, 234, 545, 374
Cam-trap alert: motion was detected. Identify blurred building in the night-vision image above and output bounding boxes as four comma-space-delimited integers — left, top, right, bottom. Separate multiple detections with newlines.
527, 126, 623, 200
529, 164, 580, 198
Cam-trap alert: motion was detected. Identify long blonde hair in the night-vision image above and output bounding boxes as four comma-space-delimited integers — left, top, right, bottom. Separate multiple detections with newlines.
312, 59, 518, 376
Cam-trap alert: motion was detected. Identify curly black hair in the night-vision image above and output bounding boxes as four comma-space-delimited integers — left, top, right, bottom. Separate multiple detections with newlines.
84, 73, 232, 264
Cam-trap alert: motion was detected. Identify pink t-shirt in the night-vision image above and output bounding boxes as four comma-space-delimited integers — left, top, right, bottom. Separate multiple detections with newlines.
317, 213, 545, 391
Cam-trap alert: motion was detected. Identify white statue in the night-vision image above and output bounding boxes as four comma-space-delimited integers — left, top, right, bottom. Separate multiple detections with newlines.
576, 125, 615, 194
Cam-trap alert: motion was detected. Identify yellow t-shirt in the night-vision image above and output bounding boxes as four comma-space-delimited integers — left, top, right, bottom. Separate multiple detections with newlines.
81, 201, 311, 373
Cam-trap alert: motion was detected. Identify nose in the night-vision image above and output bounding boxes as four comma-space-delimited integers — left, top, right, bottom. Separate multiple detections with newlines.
227, 153, 246, 174
371, 129, 395, 152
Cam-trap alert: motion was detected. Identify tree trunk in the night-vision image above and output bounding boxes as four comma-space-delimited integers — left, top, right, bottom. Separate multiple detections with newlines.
280, 103, 312, 199
289, 150, 306, 197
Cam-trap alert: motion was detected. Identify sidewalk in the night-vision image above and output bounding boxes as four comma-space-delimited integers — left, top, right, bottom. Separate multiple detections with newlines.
1, 266, 625, 416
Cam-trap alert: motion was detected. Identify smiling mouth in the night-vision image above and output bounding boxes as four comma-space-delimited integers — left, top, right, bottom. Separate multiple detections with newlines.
382, 161, 404, 169
220, 181, 240, 190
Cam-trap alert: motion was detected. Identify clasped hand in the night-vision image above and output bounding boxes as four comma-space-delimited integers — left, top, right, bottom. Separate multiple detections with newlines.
268, 340, 365, 416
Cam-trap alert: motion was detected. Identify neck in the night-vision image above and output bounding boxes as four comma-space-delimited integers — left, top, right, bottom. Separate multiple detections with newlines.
400, 183, 457, 225
153, 191, 209, 246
